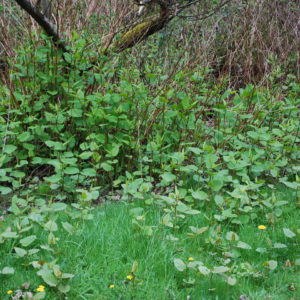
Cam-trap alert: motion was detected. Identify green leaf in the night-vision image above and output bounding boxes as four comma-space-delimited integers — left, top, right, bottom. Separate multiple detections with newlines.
58, 284, 70, 294
174, 258, 186, 272
189, 226, 208, 235
68, 108, 83, 118
20, 235, 37, 247
226, 231, 239, 242
101, 162, 113, 172
40, 245, 54, 252
61, 273, 75, 279
162, 213, 173, 227
18, 131, 33, 142
256, 248, 267, 253
14, 247, 27, 257
273, 243, 287, 248
3, 145, 17, 154
209, 177, 223, 191
198, 265, 210, 275
212, 266, 230, 273
129, 207, 144, 216
184, 209, 201, 215
161, 172, 176, 183
44, 220, 58, 232
109, 144, 120, 157
28, 249, 40, 255
264, 260, 277, 270
132, 260, 138, 273
1, 231, 18, 238
283, 228, 296, 238
10, 171, 26, 178
0, 186, 12, 195
44, 174, 61, 183
226, 276, 237, 286
62, 222, 75, 235
282, 181, 298, 189
45, 141, 65, 151
64, 167, 79, 175
33, 292, 45, 300
50, 202, 67, 212
48, 232, 56, 245
81, 168, 97, 177
192, 190, 208, 201
79, 151, 93, 160
53, 265, 62, 278
48, 90, 58, 96
236, 241, 252, 250
63, 52, 72, 63
37, 269, 58, 287
205, 153, 218, 169
214, 195, 224, 206
1, 267, 15, 274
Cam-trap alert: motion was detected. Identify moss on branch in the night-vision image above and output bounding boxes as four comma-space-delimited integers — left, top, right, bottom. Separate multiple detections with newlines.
114, 10, 171, 52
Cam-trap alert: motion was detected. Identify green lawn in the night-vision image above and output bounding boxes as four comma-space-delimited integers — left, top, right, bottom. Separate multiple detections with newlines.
1, 187, 299, 300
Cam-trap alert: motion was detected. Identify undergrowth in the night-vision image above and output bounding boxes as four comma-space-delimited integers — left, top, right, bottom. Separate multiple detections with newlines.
0, 33, 299, 299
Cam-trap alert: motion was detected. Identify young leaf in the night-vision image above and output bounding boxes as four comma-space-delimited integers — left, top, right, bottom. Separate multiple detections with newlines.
14, 247, 27, 257
198, 266, 210, 275
283, 228, 296, 238
58, 284, 70, 294
174, 258, 186, 272
20, 235, 37, 247
236, 241, 252, 250
264, 260, 278, 270
1, 232, 18, 238
0, 186, 12, 195
44, 220, 58, 232
161, 172, 176, 183
226, 231, 239, 242
61, 273, 75, 279
226, 276, 237, 286
192, 190, 208, 201
212, 266, 230, 274
62, 222, 75, 235
132, 260, 138, 273
1, 267, 15, 274
53, 265, 62, 278
37, 269, 58, 287
273, 243, 287, 248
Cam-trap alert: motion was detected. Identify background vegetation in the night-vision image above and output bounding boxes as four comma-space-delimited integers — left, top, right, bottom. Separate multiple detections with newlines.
0, 0, 299, 299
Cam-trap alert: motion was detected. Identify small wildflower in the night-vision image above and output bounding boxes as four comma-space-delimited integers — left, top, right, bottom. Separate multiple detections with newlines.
109, 284, 114, 289
36, 285, 45, 292
258, 225, 266, 230
188, 257, 194, 261
7, 290, 13, 295
127, 275, 133, 280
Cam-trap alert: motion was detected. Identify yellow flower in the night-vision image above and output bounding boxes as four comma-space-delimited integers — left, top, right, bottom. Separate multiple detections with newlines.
258, 225, 266, 230
127, 275, 133, 280
36, 285, 45, 292
7, 290, 13, 295
188, 257, 194, 261
109, 284, 114, 289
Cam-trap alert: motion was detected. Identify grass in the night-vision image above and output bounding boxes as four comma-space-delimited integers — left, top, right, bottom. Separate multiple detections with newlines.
1, 187, 299, 300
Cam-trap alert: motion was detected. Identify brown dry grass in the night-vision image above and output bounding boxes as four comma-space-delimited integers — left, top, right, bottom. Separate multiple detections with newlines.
0, 0, 299, 86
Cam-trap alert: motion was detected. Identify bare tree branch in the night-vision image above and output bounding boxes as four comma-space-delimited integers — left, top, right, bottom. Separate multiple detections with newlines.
12, 0, 231, 56
13, 0, 67, 52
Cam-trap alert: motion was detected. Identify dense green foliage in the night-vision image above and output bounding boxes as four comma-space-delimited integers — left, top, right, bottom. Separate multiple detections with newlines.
0, 33, 299, 299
